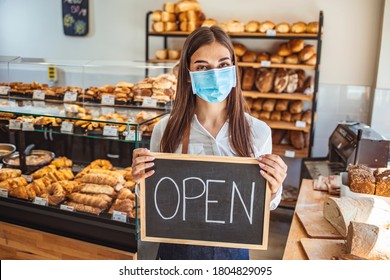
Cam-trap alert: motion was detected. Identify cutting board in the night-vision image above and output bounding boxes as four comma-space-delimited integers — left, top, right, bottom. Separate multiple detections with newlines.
296, 210, 343, 239
300, 238, 347, 260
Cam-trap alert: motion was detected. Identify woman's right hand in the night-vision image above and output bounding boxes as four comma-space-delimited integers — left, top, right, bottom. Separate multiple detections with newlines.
131, 148, 155, 183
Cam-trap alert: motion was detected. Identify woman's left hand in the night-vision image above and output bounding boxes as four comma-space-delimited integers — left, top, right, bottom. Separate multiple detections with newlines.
257, 154, 288, 195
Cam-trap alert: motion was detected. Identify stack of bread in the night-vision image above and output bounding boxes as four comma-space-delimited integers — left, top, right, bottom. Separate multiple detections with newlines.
244, 20, 318, 34
219, 19, 245, 33
151, 1, 205, 33
8, 81, 48, 97
241, 67, 313, 95
348, 164, 390, 197
246, 97, 312, 150
155, 49, 181, 60
234, 40, 317, 66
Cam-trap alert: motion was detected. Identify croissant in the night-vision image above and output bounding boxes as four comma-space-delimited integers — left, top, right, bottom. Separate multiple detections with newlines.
109, 199, 135, 217
51, 156, 73, 168
124, 180, 136, 191
67, 193, 111, 209
9, 185, 29, 200
66, 201, 103, 215
79, 183, 116, 197
80, 173, 118, 187
32, 165, 57, 179
117, 188, 135, 200
0, 168, 22, 181
53, 180, 78, 194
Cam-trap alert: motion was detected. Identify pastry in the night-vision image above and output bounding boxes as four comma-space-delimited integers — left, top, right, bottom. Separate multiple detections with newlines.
66, 201, 103, 215
80, 173, 118, 187
51, 156, 73, 168
67, 193, 112, 209
0, 168, 22, 181
78, 183, 116, 197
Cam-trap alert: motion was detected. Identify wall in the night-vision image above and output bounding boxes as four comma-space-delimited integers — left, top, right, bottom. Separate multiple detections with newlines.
0, 0, 386, 175
371, 0, 390, 138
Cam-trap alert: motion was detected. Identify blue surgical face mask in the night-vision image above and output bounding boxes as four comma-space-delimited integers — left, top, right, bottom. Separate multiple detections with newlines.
189, 66, 236, 103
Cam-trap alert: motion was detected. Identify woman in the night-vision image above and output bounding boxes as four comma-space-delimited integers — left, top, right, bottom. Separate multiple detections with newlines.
132, 26, 287, 260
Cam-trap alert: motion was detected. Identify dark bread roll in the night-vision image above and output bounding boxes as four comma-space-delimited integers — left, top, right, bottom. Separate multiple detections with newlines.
256, 52, 270, 63
296, 70, 306, 92
270, 111, 281, 121
242, 51, 257, 63
301, 110, 312, 125
272, 129, 287, 145
262, 99, 276, 112
290, 131, 305, 149
289, 100, 304, 114
291, 112, 303, 122
242, 67, 256, 90
348, 164, 375, 195
275, 100, 289, 111
281, 111, 292, 122
252, 99, 263, 111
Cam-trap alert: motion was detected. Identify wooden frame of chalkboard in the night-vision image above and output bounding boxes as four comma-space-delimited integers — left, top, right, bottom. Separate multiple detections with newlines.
140, 152, 271, 250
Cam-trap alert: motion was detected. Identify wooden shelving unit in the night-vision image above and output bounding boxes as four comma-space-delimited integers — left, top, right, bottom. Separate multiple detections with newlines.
264, 120, 310, 132
237, 62, 315, 70
272, 144, 309, 158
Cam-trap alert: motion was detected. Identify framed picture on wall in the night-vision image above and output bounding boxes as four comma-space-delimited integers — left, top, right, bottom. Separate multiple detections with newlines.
62, 0, 89, 36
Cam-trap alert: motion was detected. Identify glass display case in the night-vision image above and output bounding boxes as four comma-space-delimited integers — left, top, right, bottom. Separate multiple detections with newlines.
0, 58, 176, 253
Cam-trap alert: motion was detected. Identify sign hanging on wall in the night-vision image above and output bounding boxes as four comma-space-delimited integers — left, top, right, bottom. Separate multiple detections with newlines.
140, 153, 271, 250
62, 0, 89, 36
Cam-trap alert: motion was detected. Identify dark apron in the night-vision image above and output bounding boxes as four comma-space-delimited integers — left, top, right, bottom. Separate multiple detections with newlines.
157, 124, 250, 260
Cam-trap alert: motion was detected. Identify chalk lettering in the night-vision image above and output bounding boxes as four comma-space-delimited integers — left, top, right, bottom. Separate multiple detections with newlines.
182, 177, 206, 221
154, 177, 180, 220
205, 180, 226, 224
230, 182, 255, 224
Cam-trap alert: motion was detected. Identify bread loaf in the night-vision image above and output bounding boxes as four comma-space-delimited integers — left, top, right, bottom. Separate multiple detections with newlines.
245, 21, 259, 32
251, 99, 263, 111
155, 49, 168, 60
262, 99, 276, 112
255, 69, 275, 93
306, 21, 319, 34
256, 52, 270, 63
275, 22, 290, 33
273, 69, 289, 93
152, 22, 164, 32
299, 45, 316, 61
348, 164, 375, 194
233, 43, 247, 57
259, 21, 275, 32
187, 10, 198, 22
291, 21, 307, 33
291, 112, 303, 122
164, 2, 176, 13
284, 54, 299, 65
375, 170, 390, 197
272, 129, 287, 145
301, 110, 312, 125
187, 21, 201, 32
270, 54, 284, 64
296, 70, 306, 92
161, 11, 176, 22
286, 70, 299, 93
175, 0, 202, 13
259, 111, 271, 120
226, 19, 245, 32
270, 111, 281, 121
289, 39, 305, 53
242, 51, 257, 62
281, 111, 292, 122
168, 49, 181, 60
151, 11, 162, 22
275, 100, 289, 111
202, 18, 217, 27
278, 43, 292, 56
290, 131, 305, 149
346, 222, 390, 260
245, 97, 254, 109
289, 100, 304, 114
303, 76, 314, 94
323, 196, 390, 237
242, 67, 256, 90
165, 22, 178, 32
305, 54, 317, 66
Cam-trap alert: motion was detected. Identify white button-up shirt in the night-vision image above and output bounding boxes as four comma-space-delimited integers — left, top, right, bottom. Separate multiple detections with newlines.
150, 113, 282, 210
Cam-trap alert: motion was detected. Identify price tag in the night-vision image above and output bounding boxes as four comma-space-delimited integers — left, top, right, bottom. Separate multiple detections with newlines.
22, 120, 35, 131
295, 121, 307, 128
142, 97, 157, 107
284, 150, 295, 158
64, 91, 78, 102
125, 130, 142, 141
266, 29, 277, 36
9, 119, 22, 130
0, 86, 10, 95
33, 90, 45, 100
0, 188, 8, 198
101, 94, 115, 105
60, 204, 74, 212
260, 60, 271, 67
103, 125, 118, 137
22, 174, 33, 183
33, 197, 48, 206
112, 210, 127, 223
61, 121, 74, 134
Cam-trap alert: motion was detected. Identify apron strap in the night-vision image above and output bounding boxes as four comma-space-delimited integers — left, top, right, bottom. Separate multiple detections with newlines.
181, 124, 190, 154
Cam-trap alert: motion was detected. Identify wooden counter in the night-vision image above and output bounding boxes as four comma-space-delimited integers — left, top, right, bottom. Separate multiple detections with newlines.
282, 179, 333, 260
0, 222, 136, 260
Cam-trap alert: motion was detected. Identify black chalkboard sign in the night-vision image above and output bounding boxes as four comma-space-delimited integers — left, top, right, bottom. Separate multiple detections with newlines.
140, 153, 270, 250
62, 0, 89, 36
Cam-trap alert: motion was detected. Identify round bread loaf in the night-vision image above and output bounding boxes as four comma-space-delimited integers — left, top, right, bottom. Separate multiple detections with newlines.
299, 45, 316, 61
289, 39, 305, 53
306, 21, 319, 33
245, 21, 259, 32
259, 21, 275, 32
233, 42, 247, 57
278, 43, 292, 56
275, 22, 290, 33
291, 21, 307, 33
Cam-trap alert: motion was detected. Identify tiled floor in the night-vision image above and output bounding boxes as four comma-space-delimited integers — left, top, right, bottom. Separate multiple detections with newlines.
250, 207, 294, 260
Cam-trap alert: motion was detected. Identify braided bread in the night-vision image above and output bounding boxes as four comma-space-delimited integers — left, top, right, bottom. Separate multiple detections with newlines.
41, 182, 66, 205
67, 193, 111, 209
66, 201, 103, 215
80, 173, 118, 187
78, 183, 116, 197
88, 169, 125, 184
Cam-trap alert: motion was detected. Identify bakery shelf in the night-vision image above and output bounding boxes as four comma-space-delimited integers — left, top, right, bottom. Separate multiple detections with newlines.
264, 120, 310, 132
273, 144, 309, 158
237, 62, 315, 70
147, 59, 179, 63
243, 91, 313, 101
147, 31, 319, 40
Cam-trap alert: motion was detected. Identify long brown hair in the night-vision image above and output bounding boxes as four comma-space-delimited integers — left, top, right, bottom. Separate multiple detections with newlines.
160, 26, 254, 157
